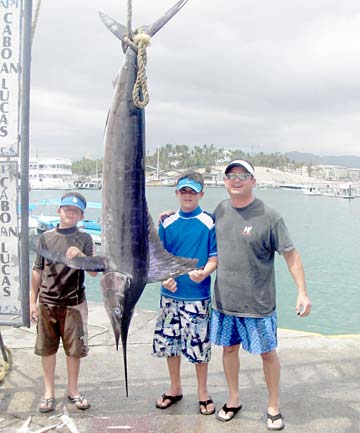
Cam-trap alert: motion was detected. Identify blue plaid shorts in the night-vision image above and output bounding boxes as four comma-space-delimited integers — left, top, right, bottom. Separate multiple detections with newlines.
152, 296, 211, 363
210, 309, 278, 354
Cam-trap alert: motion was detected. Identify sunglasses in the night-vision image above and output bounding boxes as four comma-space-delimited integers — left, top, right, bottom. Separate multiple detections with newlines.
225, 173, 252, 181
178, 188, 199, 195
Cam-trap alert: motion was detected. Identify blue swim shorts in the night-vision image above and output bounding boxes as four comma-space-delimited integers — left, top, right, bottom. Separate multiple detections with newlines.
152, 296, 211, 363
210, 309, 277, 354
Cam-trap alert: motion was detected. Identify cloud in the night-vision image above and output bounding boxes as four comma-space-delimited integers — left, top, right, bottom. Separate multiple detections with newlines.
30, 0, 360, 159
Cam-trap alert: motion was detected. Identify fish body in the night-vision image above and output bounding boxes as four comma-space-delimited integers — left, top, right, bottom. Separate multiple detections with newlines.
36, 0, 193, 397
101, 48, 148, 353
99, 0, 193, 396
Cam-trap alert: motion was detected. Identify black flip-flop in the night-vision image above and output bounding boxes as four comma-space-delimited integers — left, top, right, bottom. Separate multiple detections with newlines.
216, 403, 242, 422
199, 397, 216, 415
267, 412, 285, 431
156, 393, 183, 409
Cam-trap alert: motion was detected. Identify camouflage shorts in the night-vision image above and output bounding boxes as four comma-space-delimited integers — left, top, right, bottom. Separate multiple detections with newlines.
152, 296, 211, 363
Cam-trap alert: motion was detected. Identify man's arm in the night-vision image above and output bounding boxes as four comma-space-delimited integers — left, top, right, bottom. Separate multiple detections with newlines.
283, 249, 311, 317
30, 269, 42, 324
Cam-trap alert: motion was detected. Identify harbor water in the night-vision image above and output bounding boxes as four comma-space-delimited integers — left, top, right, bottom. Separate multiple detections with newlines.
30, 186, 360, 336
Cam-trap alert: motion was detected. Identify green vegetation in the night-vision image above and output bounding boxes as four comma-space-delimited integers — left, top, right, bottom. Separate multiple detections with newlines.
72, 158, 103, 175
72, 145, 300, 175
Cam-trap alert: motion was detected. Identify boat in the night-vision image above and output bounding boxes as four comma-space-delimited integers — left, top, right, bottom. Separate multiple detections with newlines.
279, 183, 304, 191
29, 199, 102, 244
35, 216, 102, 245
336, 183, 356, 199
322, 183, 356, 199
29, 158, 75, 190
303, 185, 322, 196
77, 178, 102, 190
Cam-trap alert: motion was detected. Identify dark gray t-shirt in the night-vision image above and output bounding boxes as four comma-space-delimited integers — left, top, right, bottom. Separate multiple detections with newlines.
33, 226, 94, 306
213, 198, 294, 318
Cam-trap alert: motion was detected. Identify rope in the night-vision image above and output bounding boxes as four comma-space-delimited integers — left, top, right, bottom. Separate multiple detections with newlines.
132, 31, 151, 108
127, 0, 132, 41
31, 0, 42, 46
125, 0, 151, 109
0, 347, 12, 383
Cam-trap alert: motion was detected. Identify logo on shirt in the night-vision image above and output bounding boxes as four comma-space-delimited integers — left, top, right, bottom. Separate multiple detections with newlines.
242, 226, 253, 236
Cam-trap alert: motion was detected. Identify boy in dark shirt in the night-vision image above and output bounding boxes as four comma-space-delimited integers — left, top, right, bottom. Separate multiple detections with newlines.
30, 192, 97, 413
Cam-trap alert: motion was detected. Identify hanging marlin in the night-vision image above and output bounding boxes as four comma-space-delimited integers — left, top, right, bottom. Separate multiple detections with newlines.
37, 0, 194, 397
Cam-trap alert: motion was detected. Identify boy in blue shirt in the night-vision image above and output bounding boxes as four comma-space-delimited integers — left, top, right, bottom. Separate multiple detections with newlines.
153, 171, 217, 415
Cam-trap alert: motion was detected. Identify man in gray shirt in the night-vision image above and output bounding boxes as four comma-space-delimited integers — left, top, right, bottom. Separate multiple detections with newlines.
210, 160, 311, 430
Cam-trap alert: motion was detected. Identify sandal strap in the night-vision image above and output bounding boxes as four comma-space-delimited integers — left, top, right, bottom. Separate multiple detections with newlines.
69, 395, 86, 402
199, 398, 213, 407
161, 393, 181, 403
267, 412, 282, 422
222, 403, 242, 414
41, 397, 55, 403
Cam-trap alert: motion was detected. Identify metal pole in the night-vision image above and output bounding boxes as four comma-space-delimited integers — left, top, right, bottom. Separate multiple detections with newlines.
20, 0, 32, 328
0, 331, 8, 363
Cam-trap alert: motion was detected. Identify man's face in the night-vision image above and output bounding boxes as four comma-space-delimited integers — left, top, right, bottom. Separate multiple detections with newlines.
224, 166, 256, 199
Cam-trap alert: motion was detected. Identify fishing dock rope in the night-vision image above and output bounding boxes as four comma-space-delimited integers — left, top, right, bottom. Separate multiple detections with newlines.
125, 0, 151, 109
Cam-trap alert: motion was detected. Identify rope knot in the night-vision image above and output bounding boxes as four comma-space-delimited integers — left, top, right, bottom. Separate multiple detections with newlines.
132, 29, 151, 109
133, 32, 151, 48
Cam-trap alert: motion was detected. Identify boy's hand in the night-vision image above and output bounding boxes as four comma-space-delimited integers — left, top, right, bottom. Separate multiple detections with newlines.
66, 246, 83, 259
30, 303, 38, 324
189, 269, 207, 283
162, 278, 177, 292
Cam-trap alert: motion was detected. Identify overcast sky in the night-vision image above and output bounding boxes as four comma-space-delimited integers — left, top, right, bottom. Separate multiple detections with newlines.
30, 0, 360, 160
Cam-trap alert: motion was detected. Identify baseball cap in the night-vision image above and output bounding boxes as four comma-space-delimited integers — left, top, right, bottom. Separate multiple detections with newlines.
176, 177, 203, 193
60, 195, 86, 212
225, 159, 255, 176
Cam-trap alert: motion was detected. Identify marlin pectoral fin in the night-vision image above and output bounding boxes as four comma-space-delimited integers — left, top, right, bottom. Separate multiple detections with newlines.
99, 11, 127, 41
37, 246, 107, 272
144, 0, 189, 37
146, 213, 198, 283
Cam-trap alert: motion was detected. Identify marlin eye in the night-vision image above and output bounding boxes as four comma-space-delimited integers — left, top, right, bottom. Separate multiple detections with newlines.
114, 306, 122, 317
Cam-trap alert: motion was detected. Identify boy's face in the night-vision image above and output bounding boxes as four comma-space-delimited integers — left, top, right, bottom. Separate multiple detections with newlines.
176, 187, 204, 212
57, 205, 84, 228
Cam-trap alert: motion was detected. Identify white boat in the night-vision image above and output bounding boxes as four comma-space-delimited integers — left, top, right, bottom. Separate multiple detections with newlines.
303, 186, 321, 196
77, 178, 102, 190
322, 183, 356, 199
336, 183, 356, 199
29, 158, 75, 190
